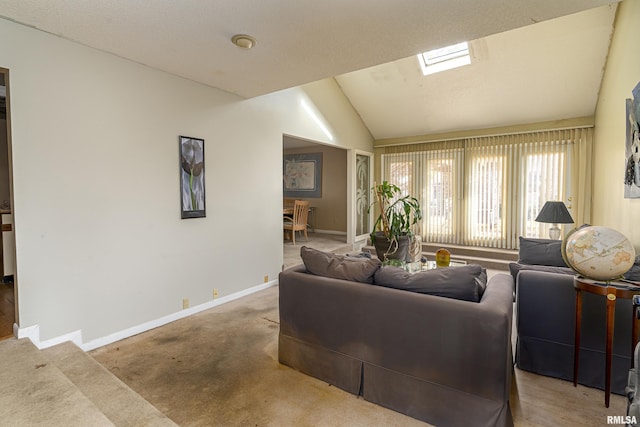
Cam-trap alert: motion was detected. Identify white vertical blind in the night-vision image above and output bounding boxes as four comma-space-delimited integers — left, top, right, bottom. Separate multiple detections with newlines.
380, 128, 590, 250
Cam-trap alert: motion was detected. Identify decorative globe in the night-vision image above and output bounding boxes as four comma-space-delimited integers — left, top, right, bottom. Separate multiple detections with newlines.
564, 226, 636, 281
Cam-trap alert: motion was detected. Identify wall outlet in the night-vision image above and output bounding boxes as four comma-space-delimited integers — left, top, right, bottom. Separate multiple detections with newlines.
213, 289, 219, 299
264, 275, 269, 283
182, 298, 189, 309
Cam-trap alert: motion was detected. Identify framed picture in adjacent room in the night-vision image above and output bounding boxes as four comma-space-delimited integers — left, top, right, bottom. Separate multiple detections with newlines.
179, 136, 206, 218
283, 152, 322, 198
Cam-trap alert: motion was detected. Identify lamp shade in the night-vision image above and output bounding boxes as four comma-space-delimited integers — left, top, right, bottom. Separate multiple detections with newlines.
534, 201, 574, 224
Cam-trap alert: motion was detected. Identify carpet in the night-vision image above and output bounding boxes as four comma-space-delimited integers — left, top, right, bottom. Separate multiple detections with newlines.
90, 286, 429, 426
0, 339, 113, 426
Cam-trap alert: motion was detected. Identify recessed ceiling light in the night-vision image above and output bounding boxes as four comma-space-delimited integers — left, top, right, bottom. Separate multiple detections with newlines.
231, 34, 256, 49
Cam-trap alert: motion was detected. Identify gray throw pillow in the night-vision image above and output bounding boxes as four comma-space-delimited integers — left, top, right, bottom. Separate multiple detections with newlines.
518, 237, 567, 267
373, 264, 487, 303
509, 262, 575, 282
300, 246, 381, 284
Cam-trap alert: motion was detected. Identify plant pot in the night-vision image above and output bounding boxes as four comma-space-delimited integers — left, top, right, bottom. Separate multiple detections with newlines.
372, 231, 412, 262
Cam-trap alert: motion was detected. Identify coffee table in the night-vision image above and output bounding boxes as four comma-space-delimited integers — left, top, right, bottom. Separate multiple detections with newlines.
402, 259, 467, 273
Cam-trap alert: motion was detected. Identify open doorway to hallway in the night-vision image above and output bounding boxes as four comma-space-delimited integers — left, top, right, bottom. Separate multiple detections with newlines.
0, 69, 16, 340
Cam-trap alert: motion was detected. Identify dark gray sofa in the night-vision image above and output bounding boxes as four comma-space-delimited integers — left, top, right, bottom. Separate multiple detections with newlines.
279, 263, 515, 427
515, 269, 634, 395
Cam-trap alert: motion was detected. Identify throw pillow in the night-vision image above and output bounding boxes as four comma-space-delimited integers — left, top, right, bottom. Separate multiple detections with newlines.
300, 246, 381, 284
518, 237, 567, 267
373, 264, 487, 303
509, 262, 575, 282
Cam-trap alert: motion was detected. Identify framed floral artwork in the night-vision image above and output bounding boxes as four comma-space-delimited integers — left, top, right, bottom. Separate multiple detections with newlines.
179, 136, 206, 218
283, 153, 322, 198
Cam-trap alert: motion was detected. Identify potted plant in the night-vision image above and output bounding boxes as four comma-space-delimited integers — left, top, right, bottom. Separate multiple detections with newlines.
368, 181, 422, 262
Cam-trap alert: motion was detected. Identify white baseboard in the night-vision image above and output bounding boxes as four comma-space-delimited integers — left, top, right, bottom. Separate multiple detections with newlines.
14, 323, 83, 349
14, 279, 278, 352
312, 229, 347, 236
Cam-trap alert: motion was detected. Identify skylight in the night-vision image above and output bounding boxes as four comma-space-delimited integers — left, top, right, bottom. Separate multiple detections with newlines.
417, 42, 471, 76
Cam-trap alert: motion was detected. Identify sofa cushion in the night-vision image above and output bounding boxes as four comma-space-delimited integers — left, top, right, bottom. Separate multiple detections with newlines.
509, 262, 575, 282
373, 264, 487, 302
300, 246, 381, 284
518, 237, 567, 267
625, 256, 640, 282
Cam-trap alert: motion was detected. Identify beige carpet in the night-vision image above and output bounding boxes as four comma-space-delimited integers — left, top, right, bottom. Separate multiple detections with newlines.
90, 281, 628, 427
0, 339, 114, 426
0, 337, 177, 426
43, 342, 176, 426
90, 286, 429, 427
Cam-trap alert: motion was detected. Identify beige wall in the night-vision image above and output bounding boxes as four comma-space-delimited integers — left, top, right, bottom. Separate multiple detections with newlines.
593, 0, 640, 249
284, 144, 347, 233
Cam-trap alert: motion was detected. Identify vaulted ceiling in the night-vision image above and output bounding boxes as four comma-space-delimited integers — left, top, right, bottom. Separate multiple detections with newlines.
335, 5, 617, 139
0, 0, 620, 140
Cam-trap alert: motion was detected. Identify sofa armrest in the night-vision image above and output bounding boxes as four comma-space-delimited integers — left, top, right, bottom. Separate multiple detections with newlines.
516, 270, 577, 343
363, 272, 514, 403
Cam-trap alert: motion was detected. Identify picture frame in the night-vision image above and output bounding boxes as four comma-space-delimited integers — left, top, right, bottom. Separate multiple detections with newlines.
179, 136, 206, 218
283, 152, 322, 198
624, 81, 640, 198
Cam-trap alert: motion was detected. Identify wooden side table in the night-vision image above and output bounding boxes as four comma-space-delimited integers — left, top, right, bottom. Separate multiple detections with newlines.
573, 277, 640, 407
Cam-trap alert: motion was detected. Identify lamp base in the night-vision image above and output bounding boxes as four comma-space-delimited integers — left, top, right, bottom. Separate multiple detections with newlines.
548, 224, 561, 240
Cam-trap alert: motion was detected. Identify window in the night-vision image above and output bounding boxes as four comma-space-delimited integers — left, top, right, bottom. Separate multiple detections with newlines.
522, 152, 566, 237
382, 145, 463, 244
380, 129, 587, 250
417, 42, 471, 76
467, 155, 503, 244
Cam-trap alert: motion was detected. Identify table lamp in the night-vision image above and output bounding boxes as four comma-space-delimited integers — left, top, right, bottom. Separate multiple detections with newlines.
534, 201, 574, 239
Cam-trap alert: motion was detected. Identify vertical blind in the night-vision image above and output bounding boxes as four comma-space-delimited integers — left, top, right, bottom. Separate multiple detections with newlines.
381, 128, 592, 250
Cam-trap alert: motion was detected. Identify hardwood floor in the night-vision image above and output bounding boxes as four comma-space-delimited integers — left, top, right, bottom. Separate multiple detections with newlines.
0, 279, 14, 340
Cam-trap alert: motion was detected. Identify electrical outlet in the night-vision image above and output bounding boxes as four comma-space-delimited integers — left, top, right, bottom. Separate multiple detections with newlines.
213, 289, 219, 299
264, 275, 269, 283
182, 298, 189, 309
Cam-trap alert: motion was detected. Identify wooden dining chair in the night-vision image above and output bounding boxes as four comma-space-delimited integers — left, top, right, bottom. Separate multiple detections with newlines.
283, 198, 295, 211
283, 200, 310, 245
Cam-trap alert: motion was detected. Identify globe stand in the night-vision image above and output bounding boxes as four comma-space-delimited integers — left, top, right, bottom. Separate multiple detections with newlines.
548, 223, 561, 240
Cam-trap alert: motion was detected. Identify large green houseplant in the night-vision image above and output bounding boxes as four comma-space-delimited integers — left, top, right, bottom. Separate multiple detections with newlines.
368, 181, 422, 262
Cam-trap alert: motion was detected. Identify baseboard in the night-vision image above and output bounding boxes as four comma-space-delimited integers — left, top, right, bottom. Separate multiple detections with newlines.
312, 229, 347, 236
15, 279, 278, 352
14, 324, 83, 349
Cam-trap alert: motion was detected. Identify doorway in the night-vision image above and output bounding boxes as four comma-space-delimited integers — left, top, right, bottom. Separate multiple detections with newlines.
0, 68, 16, 340
282, 135, 350, 268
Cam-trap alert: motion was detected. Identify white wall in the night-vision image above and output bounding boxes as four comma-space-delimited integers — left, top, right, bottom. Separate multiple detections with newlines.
593, 0, 640, 248
0, 18, 373, 344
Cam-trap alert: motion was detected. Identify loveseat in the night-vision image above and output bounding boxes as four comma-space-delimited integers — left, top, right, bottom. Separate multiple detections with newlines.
278, 246, 515, 427
513, 237, 640, 395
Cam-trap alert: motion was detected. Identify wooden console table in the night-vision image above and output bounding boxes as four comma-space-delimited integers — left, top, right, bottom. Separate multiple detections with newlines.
573, 276, 640, 407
